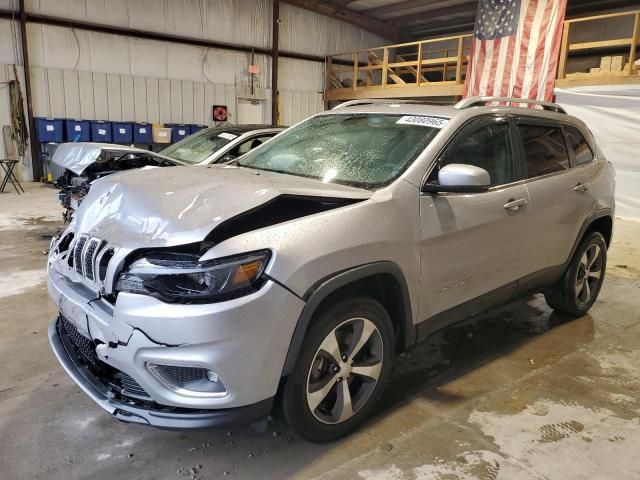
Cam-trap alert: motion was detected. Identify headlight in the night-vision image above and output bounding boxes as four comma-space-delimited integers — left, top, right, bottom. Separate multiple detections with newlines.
115, 250, 271, 303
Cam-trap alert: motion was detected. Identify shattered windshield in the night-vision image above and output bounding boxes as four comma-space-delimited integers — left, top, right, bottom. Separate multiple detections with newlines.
237, 114, 442, 189
160, 128, 238, 164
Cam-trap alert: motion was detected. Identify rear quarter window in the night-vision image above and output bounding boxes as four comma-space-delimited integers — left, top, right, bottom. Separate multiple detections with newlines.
565, 125, 595, 166
518, 124, 570, 178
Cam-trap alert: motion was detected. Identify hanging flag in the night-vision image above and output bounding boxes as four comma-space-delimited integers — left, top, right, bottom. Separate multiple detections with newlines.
464, 0, 567, 101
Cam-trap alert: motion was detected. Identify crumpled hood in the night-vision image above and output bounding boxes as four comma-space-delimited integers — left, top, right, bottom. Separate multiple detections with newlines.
73, 165, 372, 248
52, 142, 174, 175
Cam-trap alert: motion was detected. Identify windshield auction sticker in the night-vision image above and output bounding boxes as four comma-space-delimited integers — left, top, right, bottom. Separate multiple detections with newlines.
218, 132, 238, 140
396, 116, 448, 129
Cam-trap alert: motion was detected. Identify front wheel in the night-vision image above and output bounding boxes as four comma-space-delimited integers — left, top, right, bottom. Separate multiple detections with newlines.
279, 297, 394, 442
545, 231, 607, 316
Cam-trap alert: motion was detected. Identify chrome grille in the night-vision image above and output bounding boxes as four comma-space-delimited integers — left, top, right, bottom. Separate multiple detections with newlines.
72, 234, 106, 283
73, 235, 88, 275
84, 238, 101, 281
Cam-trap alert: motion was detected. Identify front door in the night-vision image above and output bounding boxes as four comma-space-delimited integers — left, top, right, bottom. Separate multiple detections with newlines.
419, 115, 530, 322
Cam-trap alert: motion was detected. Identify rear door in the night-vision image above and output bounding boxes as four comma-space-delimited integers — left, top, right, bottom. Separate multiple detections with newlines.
515, 119, 596, 281
419, 115, 530, 320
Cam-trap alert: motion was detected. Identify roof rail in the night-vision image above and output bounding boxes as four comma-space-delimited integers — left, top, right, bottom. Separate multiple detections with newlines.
332, 99, 440, 110
454, 96, 567, 114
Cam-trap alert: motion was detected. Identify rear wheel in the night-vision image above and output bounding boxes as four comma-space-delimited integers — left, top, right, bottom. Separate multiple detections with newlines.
279, 297, 394, 442
545, 231, 607, 316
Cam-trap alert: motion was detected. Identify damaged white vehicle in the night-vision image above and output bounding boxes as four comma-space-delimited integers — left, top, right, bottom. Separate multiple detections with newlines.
53, 143, 180, 222
52, 125, 284, 222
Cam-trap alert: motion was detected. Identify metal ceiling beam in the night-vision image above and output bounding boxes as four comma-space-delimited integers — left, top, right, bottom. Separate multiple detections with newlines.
281, 0, 399, 41
391, 2, 478, 26
362, 0, 469, 18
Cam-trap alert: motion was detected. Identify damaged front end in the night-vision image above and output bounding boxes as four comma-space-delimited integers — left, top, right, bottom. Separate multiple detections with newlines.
52, 143, 179, 223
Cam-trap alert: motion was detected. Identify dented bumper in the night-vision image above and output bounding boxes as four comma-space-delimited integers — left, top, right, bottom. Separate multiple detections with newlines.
47, 261, 305, 426
48, 319, 273, 429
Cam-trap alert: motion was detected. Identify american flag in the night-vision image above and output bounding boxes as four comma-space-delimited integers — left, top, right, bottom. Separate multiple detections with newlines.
464, 0, 567, 102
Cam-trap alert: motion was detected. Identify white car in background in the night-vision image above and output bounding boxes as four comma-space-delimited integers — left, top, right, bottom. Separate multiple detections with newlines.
53, 125, 285, 222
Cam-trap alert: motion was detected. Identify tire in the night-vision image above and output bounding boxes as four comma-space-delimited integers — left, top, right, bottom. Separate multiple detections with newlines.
279, 297, 394, 442
544, 231, 607, 316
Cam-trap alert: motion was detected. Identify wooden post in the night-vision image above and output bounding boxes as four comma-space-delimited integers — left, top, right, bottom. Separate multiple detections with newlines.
455, 36, 464, 84
557, 22, 570, 79
382, 47, 389, 87
630, 12, 639, 73
416, 42, 423, 85
353, 51, 358, 90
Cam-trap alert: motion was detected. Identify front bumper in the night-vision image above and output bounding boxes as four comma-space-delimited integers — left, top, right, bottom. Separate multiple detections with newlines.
49, 317, 273, 429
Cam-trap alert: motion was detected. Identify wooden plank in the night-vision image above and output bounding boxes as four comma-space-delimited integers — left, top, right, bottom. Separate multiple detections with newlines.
325, 83, 464, 101
455, 36, 464, 84
555, 75, 640, 88
353, 52, 358, 91
568, 38, 633, 51
564, 9, 639, 24
557, 23, 570, 79
382, 48, 389, 87
630, 13, 640, 73
416, 43, 423, 85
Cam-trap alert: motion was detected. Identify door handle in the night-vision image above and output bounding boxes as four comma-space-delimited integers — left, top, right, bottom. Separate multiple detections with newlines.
574, 182, 591, 193
504, 198, 528, 211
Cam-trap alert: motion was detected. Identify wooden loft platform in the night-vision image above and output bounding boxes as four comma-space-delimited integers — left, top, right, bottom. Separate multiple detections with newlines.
325, 34, 471, 101
556, 9, 640, 88
324, 9, 640, 102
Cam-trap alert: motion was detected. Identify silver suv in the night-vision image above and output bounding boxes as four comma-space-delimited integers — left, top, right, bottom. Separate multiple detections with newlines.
47, 97, 615, 442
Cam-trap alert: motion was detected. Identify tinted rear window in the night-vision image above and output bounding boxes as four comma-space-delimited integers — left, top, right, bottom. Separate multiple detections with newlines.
565, 126, 594, 166
518, 124, 570, 178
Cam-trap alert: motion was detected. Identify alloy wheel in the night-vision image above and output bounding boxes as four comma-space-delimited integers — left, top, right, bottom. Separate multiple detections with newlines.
305, 317, 384, 425
575, 244, 603, 306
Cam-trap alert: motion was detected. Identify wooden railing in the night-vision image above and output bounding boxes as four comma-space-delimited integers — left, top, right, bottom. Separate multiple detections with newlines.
325, 33, 472, 101
325, 10, 640, 101
557, 9, 640, 86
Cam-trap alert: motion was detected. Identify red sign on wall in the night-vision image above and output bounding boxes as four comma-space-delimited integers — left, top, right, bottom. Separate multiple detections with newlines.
212, 105, 228, 122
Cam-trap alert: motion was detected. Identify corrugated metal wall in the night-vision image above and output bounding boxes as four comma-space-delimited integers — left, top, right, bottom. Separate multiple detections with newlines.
0, 1, 387, 181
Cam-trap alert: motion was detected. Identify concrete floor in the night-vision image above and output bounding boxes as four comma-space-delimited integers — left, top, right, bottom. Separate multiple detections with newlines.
1, 183, 639, 480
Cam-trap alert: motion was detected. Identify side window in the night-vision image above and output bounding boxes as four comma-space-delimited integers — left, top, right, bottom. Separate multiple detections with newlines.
518, 124, 570, 178
436, 122, 514, 186
565, 126, 594, 166
236, 135, 273, 156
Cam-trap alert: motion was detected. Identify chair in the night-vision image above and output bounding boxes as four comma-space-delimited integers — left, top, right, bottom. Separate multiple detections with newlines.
0, 159, 25, 194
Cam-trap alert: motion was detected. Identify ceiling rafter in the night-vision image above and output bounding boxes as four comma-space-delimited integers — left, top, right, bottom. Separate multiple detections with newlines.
362, 0, 471, 19
281, 0, 399, 41
390, 2, 478, 26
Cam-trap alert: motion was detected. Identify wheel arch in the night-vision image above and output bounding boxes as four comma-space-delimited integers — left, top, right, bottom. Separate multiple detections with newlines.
567, 208, 613, 265
280, 262, 415, 377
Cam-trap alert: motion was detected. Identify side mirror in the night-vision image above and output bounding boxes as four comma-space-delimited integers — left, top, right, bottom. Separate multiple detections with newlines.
422, 163, 491, 194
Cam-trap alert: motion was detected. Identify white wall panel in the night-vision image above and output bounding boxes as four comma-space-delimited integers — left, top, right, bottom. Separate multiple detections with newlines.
62, 70, 81, 118
106, 73, 122, 120
119, 74, 134, 120
26, 0, 272, 48
145, 77, 159, 123
133, 76, 147, 122
92, 72, 108, 119
78, 70, 95, 119
158, 78, 171, 124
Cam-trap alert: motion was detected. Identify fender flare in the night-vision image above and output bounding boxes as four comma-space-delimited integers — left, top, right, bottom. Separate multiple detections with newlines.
565, 208, 613, 266
280, 262, 414, 376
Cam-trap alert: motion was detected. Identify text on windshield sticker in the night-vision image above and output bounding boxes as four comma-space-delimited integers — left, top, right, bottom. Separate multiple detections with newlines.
396, 116, 448, 129
218, 132, 238, 141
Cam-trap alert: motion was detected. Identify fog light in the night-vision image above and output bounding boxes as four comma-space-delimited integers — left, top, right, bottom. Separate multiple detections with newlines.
147, 362, 227, 397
